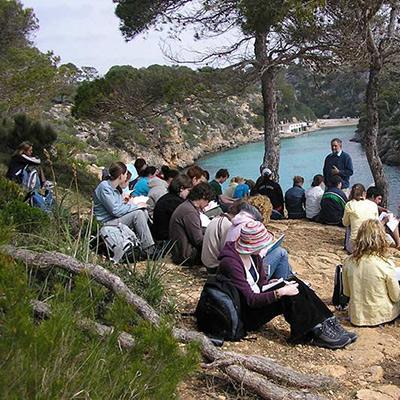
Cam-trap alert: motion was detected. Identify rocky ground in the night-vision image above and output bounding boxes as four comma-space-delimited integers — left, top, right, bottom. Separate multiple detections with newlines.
158, 219, 400, 400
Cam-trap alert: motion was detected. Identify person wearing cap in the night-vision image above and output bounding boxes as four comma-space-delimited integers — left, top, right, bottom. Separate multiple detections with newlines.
251, 167, 284, 219
318, 175, 348, 226
323, 138, 353, 194
217, 220, 356, 349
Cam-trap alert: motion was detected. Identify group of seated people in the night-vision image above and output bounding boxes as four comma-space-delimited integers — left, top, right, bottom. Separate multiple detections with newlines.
7, 142, 395, 346
5, 141, 400, 346
91, 159, 361, 350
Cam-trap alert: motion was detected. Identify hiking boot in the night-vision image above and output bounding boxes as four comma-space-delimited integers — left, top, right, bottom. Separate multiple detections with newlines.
311, 319, 351, 350
327, 316, 357, 343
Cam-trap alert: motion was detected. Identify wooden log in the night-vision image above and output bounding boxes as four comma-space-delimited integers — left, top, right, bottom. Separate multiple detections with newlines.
8, 246, 337, 400
7, 245, 160, 326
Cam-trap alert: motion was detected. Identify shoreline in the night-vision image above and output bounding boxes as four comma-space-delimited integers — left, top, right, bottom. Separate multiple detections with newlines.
280, 118, 359, 139
192, 118, 359, 166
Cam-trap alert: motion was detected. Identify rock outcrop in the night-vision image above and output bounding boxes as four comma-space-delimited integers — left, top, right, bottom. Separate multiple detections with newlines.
47, 99, 264, 169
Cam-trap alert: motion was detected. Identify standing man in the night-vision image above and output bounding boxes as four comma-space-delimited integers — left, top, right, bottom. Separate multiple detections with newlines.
323, 138, 353, 195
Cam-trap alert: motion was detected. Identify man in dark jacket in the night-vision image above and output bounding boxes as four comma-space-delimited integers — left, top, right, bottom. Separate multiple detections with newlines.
169, 182, 215, 265
323, 138, 353, 192
285, 176, 306, 219
251, 168, 284, 219
318, 175, 347, 225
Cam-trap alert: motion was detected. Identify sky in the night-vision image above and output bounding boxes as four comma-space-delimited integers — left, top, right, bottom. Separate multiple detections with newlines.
22, 0, 179, 75
21, 0, 241, 76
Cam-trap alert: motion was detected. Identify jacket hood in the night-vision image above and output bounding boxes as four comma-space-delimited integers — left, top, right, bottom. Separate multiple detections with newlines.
218, 241, 239, 262
230, 211, 256, 227
148, 176, 168, 190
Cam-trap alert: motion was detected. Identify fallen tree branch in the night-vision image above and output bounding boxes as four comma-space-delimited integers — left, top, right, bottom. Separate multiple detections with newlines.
8, 246, 337, 400
8, 245, 160, 326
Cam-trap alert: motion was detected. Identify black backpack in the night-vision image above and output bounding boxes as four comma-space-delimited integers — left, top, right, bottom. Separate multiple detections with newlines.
332, 264, 350, 309
195, 274, 246, 341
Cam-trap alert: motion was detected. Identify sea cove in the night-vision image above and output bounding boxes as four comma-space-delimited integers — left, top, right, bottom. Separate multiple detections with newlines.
196, 126, 400, 210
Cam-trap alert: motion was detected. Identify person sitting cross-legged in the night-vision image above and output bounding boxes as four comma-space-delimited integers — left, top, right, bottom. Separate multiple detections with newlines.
218, 221, 356, 349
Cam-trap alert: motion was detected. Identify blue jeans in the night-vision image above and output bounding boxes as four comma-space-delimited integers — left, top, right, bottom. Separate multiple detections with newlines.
263, 247, 292, 280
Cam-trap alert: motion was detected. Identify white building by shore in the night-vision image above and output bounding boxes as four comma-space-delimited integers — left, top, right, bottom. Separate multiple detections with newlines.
278, 121, 311, 134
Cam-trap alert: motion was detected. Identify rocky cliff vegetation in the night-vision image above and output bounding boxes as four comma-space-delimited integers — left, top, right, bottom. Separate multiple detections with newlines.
46, 96, 265, 174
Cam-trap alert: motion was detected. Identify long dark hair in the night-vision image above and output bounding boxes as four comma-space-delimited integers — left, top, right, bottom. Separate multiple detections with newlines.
311, 174, 324, 187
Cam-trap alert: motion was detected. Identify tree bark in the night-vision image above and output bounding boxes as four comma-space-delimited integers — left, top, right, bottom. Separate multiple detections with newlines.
365, 62, 389, 206
254, 33, 281, 180
7, 246, 337, 400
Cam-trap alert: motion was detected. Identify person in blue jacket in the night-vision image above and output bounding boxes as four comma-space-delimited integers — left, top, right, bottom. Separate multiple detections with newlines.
323, 138, 353, 193
132, 166, 157, 196
93, 162, 154, 251
285, 176, 306, 219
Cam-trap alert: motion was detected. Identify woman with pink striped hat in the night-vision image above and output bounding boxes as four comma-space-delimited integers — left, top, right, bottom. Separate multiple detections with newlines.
217, 220, 356, 350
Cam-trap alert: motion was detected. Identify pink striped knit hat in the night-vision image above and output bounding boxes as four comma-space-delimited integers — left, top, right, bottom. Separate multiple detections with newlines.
235, 220, 274, 254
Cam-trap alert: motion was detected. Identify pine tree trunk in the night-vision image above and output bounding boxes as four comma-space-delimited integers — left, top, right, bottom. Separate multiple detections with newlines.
365, 63, 389, 206
254, 34, 280, 180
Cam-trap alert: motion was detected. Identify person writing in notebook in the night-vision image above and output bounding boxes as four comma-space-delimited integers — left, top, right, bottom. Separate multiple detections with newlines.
217, 221, 356, 349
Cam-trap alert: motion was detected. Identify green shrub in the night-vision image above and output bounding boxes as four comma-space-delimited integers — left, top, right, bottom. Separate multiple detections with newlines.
5, 114, 57, 157
0, 256, 199, 400
0, 200, 49, 233
0, 176, 24, 207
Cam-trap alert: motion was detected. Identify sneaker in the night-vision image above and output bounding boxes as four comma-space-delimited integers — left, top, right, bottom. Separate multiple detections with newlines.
311, 320, 351, 350
327, 317, 357, 343
43, 180, 54, 189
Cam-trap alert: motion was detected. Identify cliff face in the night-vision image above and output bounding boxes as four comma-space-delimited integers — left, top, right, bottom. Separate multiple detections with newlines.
47, 95, 264, 170
353, 128, 400, 166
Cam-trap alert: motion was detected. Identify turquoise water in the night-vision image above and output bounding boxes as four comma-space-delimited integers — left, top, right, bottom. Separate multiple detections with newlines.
196, 126, 400, 210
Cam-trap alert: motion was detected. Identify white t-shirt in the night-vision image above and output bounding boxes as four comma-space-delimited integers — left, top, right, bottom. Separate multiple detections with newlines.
305, 186, 324, 219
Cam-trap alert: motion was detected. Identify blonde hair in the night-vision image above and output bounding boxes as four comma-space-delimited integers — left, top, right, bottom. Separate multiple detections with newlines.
352, 219, 389, 263
247, 195, 272, 223
231, 176, 243, 183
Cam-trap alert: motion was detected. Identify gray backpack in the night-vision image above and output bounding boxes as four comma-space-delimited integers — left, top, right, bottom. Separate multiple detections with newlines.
99, 223, 141, 264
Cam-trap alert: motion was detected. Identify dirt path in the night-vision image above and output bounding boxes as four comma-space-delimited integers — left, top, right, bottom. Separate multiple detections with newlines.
165, 219, 400, 400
